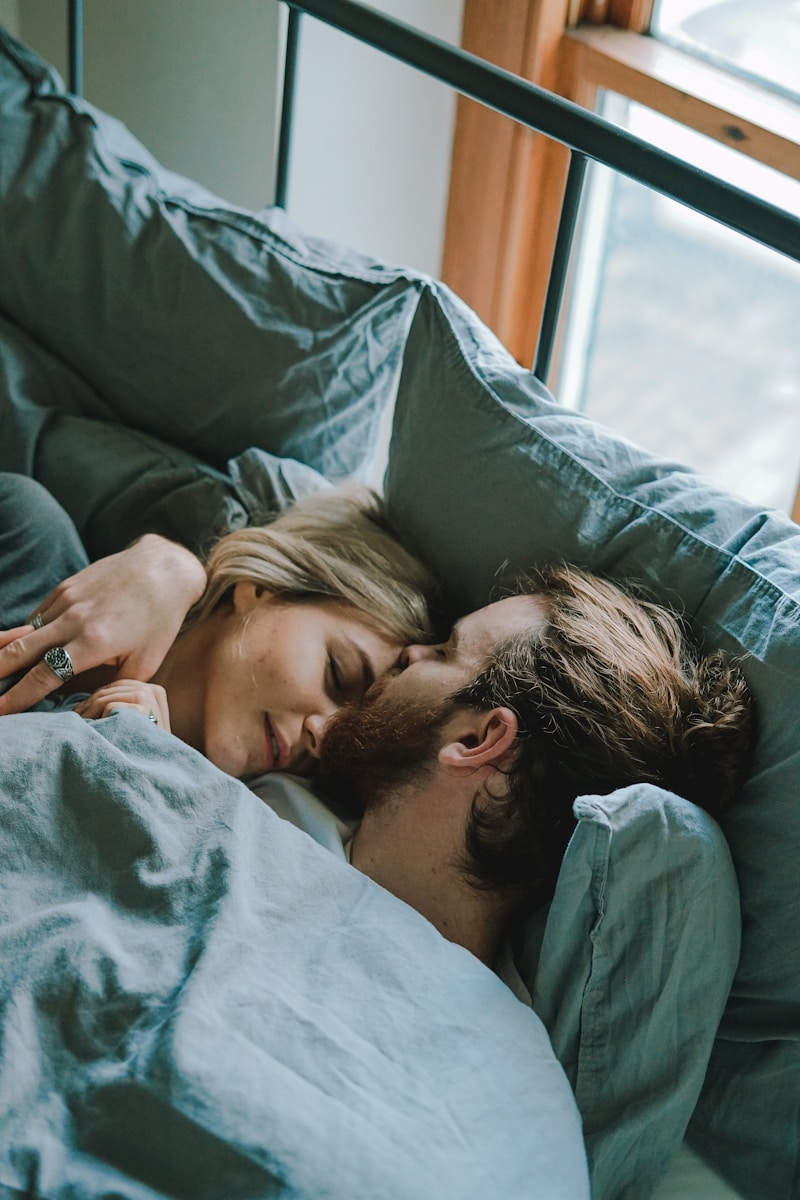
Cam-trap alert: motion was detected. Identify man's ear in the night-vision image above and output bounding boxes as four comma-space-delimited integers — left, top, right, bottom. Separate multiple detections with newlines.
438, 707, 518, 773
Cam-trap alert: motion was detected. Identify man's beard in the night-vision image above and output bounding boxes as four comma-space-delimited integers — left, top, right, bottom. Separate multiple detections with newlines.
318, 674, 454, 816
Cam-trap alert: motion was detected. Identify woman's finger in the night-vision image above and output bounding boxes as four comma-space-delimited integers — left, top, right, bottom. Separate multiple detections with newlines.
73, 693, 104, 720
23, 579, 80, 632
0, 651, 82, 716
106, 701, 150, 720
74, 684, 131, 719
0, 619, 84, 714
0, 615, 76, 682
79, 681, 149, 706
0, 625, 46, 666
0, 605, 112, 715
0, 625, 33, 651
96, 699, 164, 728
151, 686, 170, 731
73, 681, 170, 732
25, 602, 57, 628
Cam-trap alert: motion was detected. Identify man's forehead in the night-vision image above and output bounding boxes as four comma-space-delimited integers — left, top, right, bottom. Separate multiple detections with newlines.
455, 594, 549, 659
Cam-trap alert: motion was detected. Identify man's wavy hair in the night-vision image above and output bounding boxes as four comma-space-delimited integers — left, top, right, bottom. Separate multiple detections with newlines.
453, 564, 755, 903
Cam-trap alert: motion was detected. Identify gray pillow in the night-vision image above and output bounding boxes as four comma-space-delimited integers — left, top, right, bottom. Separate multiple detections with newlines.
0, 311, 328, 558
0, 27, 422, 483
522, 785, 739, 1200
384, 281, 800, 1200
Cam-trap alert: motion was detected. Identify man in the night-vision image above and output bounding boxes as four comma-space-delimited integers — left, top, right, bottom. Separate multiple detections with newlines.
316, 566, 753, 967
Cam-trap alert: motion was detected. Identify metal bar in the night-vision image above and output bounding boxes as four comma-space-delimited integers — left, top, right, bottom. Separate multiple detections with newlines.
284, 0, 800, 264
67, 0, 83, 97
534, 152, 588, 382
275, 8, 302, 209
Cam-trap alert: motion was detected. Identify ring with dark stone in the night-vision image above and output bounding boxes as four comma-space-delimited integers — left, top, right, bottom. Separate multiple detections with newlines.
43, 646, 74, 682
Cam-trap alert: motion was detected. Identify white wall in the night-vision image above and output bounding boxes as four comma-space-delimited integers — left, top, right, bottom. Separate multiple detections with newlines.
17, 0, 283, 210
288, 0, 464, 273
14, 0, 464, 276
0, 0, 19, 36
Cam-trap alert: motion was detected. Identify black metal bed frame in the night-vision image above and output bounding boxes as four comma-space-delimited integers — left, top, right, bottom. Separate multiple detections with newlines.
66, 0, 800, 382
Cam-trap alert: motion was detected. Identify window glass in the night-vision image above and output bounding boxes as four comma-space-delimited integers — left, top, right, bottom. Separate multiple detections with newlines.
555, 96, 800, 513
651, 0, 800, 103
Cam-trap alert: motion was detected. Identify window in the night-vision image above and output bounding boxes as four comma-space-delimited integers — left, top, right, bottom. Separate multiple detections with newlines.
652, 0, 800, 103
442, 0, 800, 516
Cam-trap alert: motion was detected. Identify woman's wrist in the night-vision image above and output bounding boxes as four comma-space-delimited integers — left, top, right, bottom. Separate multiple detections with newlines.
135, 534, 207, 614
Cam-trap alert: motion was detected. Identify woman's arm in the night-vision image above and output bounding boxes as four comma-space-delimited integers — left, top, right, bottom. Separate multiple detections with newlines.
0, 534, 206, 715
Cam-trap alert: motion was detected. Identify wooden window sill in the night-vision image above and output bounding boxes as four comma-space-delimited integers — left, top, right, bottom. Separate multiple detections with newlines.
562, 26, 800, 180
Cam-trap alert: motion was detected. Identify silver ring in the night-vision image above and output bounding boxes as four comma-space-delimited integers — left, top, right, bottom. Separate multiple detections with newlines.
30, 614, 45, 630
147, 710, 158, 724
43, 646, 74, 682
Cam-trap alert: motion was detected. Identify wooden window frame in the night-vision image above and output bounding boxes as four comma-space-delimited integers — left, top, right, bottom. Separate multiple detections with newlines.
441, 0, 800, 519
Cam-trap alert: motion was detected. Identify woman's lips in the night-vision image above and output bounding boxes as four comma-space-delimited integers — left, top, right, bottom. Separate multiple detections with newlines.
264, 715, 289, 770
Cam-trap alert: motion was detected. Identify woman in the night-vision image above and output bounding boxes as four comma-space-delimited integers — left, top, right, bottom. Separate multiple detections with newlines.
0, 474, 437, 780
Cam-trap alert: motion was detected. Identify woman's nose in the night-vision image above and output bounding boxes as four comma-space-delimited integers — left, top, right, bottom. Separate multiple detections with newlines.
303, 709, 335, 758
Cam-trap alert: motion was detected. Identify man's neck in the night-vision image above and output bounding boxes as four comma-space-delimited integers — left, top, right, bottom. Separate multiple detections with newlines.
350, 786, 514, 968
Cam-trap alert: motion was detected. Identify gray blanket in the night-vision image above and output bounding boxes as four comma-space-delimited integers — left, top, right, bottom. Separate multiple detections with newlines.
0, 710, 588, 1198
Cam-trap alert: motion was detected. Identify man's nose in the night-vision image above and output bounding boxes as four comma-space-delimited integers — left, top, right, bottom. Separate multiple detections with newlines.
404, 642, 441, 666
302, 708, 336, 758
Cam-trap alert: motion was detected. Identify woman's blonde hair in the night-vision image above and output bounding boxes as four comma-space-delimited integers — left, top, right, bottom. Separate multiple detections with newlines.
186, 484, 437, 645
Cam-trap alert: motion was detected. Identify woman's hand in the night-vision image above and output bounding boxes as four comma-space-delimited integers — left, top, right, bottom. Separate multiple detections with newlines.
0, 535, 206, 716
74, 679, 171, 730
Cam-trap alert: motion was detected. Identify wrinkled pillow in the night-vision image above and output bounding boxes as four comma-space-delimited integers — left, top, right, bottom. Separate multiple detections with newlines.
520, 785, 740, 1200
0, 311, 328, 559
385, 281, 800, 1200
0, 27, 422, 483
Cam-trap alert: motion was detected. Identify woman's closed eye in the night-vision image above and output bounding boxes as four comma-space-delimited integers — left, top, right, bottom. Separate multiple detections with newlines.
327, 645, 370, 701
327, 651, 345, 697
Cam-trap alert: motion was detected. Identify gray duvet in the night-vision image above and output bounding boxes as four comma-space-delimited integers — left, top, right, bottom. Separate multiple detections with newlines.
0, 709, 588, 1198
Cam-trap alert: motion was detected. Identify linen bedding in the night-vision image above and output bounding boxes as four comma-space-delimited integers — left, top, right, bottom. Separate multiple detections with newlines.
1, 21, 798, 1200
0, 708, 589, 1198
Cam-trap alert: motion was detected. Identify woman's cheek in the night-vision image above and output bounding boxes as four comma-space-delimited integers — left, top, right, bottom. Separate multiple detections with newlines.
203, 708, 244, 778
207, 737, 245, 778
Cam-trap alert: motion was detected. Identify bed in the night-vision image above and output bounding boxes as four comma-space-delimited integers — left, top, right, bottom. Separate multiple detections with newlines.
0, 3, 798, 1198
